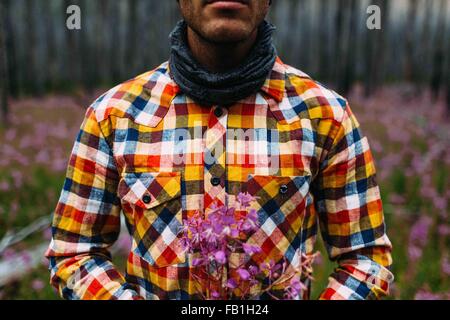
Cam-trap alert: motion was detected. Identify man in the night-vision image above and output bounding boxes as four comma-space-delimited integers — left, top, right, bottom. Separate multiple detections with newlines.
46, 0, 393, 300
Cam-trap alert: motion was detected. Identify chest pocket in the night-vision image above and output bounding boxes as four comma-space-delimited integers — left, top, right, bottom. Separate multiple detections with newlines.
118, 172, 185, 267
245, 174, 312, 266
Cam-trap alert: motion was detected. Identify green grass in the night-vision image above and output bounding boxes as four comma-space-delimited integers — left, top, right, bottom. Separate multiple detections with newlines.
1, 265, 59, 300
0, 167, 65, 238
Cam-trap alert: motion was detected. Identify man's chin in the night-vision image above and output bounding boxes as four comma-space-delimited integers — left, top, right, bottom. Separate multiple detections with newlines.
201, 20, 253, 43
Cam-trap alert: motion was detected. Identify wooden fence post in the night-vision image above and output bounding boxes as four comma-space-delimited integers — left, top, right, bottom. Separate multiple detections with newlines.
0, 0, 9, 126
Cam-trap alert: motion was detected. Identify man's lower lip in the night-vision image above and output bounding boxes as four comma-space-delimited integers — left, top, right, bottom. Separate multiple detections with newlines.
207, 1, 247, 10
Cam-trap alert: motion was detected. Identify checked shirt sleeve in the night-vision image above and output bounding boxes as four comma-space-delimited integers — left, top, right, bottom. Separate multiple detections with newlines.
313, 102, 394, 300
45, 106, 141, 300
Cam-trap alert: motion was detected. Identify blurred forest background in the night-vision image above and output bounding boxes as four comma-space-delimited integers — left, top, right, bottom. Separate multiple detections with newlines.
1, 0, 449, 103
0, 0, 449, 300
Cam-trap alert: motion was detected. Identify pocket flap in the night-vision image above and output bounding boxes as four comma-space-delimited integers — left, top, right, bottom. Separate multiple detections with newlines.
247, 175, 311, 200
246, 174, 312, 217
118, 172, 181, 210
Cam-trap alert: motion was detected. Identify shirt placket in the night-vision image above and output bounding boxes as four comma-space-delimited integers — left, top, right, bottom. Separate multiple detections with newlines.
204, 105, 228, 215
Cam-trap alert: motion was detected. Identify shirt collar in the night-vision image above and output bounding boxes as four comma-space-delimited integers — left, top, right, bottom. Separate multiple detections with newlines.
120, 59, 288, 128
164, 57, 286, 105
259, 57, 286, 103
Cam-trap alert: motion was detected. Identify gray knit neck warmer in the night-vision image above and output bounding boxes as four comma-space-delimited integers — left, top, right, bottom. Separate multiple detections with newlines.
168, 20, 277, 106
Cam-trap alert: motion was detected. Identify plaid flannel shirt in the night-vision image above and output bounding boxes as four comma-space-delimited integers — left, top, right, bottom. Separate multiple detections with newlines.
46, 58, 393, 300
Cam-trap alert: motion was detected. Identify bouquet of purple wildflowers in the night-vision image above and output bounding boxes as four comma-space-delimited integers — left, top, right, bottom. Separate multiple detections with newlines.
179, 192, 317, 300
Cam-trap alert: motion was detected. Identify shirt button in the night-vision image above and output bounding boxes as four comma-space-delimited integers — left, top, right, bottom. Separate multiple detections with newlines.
279, 185, 288, 194
211, 177, 221, 186
142, 195, 152, 204
214, 107, 224, 118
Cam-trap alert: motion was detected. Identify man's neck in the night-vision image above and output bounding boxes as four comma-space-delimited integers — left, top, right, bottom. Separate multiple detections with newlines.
186, 27, 258, 73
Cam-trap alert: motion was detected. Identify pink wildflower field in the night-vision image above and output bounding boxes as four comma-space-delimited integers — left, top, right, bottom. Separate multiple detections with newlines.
0, 85, 448, 299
